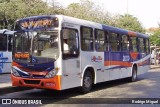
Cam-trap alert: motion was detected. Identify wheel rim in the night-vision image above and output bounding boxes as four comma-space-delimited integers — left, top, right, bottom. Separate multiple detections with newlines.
84, 76, 91, 88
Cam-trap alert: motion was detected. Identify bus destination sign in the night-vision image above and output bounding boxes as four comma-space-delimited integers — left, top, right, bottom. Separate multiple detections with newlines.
17, 17, 58, 30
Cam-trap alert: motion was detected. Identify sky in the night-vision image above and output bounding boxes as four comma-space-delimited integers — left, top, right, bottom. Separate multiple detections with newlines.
53, 0, 160, 29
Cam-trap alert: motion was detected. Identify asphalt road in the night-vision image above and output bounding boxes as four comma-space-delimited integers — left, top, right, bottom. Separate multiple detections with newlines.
0, 68, 160, 107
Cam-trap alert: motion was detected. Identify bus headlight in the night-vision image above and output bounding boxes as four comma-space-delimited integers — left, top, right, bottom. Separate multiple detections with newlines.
45, 68, 59, 78
11, 67, 20, 77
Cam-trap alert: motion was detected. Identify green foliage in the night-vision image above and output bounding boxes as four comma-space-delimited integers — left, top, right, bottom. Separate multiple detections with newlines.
0, 0, 64, 29
65, 1, 145, 33
0, 0, 145, 34
115, 14, 145, 33
150, 30, 160, 46
65, 0, 115, 26
65, 1, 96, 21
0, 0, 10, 3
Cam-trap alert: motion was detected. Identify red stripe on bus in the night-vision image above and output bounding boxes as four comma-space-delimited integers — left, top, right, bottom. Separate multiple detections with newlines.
128, 31, 137, 36
137, 60, 149, 66
130, 52, 138, 60
12, 62, 22, 67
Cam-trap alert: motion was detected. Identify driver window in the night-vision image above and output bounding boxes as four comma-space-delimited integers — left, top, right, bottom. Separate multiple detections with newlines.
8, 35, 13, 51
62, 28, 79, 55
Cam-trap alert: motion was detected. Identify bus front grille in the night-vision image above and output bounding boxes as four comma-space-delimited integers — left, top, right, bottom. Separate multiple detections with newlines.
23, 80, 40, 85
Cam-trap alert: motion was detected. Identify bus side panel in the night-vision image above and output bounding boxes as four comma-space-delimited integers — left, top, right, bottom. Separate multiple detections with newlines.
109, 52, 121, 81
0, 52, 12, 73
60, 58, 81, 90
121, 67, 132, 78
137, 53, 150, 75
121, 52, 132, 78
138, 65, 150, 75
81, 52, 106, 84
104, 52, 132, 81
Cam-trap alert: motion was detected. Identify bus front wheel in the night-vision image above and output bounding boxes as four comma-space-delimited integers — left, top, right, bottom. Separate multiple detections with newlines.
80, 71, 93, 93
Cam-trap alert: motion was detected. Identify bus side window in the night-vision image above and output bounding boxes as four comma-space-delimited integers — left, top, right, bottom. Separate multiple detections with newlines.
130, 37, 138, 52
81, 27, 93, 51
146, 39, 150, 53
110, 32, 121, 52
143, 38, 150, 54
62, 28, 79, 58
0, 34, 7, 51
139, 38, 145, 53
95, 29, 106, 51
121, 35, 129, 51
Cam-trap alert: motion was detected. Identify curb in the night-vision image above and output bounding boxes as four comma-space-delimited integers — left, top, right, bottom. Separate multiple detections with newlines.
150, 65, 160, 69
150, 67, 160, 69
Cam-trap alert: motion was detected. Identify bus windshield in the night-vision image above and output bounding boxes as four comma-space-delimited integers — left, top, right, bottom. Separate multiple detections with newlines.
14, 30, 59, 60
15, 32, 31, 53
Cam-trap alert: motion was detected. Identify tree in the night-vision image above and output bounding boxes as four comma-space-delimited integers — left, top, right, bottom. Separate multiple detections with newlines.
65, 0, 114, 26
0, 0, 145, 34
149, 28, 160, 46
0, 0, 10, 3
65, 1, 95, 20
0, 0, 64, 29
65, 1, 145, 33
115, 14, 145, 33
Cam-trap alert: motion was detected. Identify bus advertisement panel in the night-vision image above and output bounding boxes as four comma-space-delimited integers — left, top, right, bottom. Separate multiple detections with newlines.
0, 30, 14, 73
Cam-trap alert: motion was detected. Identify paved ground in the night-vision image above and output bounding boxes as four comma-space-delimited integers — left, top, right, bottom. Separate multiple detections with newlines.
0, 74, 11, 88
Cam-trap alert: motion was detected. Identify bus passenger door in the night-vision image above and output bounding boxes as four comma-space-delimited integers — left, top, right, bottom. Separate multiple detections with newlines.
61, 26, 81, 89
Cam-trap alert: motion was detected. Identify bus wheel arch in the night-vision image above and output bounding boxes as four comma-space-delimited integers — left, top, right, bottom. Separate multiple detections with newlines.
130, 64, 138, 82
80, 67, 95, 93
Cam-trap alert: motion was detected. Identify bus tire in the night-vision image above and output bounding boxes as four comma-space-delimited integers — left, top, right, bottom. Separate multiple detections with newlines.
80, 71, 93, 93
130, 66, 137, 82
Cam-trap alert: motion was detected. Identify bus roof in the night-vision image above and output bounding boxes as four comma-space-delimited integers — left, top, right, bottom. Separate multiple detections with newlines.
16, 15, 149, 39
60, 15, 149, 39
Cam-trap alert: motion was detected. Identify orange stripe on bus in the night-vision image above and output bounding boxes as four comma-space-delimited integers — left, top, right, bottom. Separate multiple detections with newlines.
104, 61, 132, 67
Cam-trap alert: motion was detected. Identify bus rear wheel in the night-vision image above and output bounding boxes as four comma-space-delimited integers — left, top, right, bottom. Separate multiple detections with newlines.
80, 71, 93, 93
130, 66, 137, 82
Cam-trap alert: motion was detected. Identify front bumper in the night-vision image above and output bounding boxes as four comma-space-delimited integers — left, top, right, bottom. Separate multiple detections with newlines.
11, 74, 61, 90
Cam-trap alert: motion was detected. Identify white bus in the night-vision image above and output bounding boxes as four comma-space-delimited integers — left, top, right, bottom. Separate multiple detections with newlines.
11, 15, 150, 93
0, 29, 15, 73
